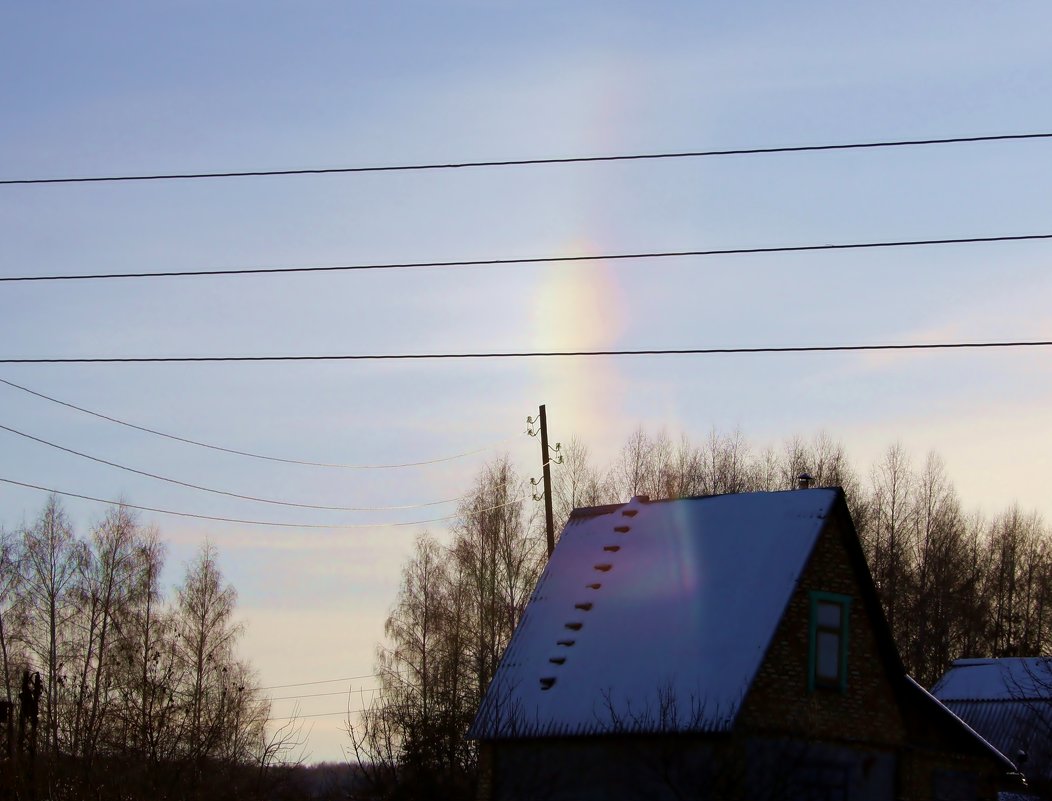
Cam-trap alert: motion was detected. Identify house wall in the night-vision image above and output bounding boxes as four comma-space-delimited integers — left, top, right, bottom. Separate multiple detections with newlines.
738, 513, 906, 748
738, 509, 1010, 801
481, 735, 723, 801
481, 734, 900, 801
744, 736, 897, 801
480, 738, 1010, 801
898, 750, 990, 801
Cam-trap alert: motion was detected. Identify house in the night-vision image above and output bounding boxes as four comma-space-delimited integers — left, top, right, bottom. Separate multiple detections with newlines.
933, 658, 1052, 798
468, 487, 1023, 801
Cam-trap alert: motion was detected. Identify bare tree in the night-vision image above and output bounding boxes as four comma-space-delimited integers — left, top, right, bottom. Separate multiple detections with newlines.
105, 528, 184, 796
174, 541, 245, 778
20, 494, 85, 758
750, 445, 782, 492
67, 505, 145, 770
0, 529, 25, 704
700, 428, 753, 496
985, 507, 1049, 657
452, 457, 541, 696
352, 533, 474, 798
905, 453, 966, 685
254, 702, 308, 796
611, 427, 657, 500
867, 444, 916, 647
551, 437, 611, 530
353, 458, 544, 799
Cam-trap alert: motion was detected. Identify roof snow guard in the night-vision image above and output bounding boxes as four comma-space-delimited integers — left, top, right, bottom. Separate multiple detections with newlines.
469, 489, 838, 740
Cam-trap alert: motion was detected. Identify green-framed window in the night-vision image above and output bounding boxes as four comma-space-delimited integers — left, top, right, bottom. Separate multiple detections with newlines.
808, 591, 852, 692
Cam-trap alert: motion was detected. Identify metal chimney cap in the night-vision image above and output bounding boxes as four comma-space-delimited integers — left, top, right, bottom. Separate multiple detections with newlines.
796, 472, 814, 489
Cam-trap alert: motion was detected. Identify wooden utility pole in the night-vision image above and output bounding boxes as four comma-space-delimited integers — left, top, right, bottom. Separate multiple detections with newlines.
538, 405, 556, 558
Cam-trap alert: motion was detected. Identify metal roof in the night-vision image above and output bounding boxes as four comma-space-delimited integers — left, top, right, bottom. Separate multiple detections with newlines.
934, 658, 1052, 701
934, 659, 1052, 782
939, 700, 1052, 781
469, 489, 838, 739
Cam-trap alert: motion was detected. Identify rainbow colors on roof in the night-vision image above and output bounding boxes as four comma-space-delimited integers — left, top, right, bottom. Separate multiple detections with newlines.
470, 488, 839, 739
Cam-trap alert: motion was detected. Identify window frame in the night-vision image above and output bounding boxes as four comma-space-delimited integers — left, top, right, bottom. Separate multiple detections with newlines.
807, 591, 852, 692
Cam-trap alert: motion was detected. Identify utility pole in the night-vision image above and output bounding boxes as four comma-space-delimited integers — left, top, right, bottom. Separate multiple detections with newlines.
528, 405, 561, 559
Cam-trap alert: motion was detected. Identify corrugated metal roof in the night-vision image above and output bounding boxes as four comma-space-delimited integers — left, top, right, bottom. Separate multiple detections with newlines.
469, 488, 838, 739
940, 700, 1052, 780
934, 659, 1052, 782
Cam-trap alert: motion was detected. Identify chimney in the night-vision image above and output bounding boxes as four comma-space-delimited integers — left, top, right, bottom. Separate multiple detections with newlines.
796, 472, 814, 490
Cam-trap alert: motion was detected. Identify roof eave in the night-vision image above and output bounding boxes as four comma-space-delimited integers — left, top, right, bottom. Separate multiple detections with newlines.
903, 675, 1022, 777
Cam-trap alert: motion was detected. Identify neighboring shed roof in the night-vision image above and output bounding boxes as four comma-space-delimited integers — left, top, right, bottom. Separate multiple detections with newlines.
934, 658, 1052, 702
933, 659, 1052, 781
469, 488, 839, 739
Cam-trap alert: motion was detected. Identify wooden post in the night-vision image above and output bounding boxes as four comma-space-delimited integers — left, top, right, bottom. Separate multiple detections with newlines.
538, 405, 556, 558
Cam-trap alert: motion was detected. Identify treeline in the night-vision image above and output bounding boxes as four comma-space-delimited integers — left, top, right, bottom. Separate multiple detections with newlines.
351, 459, 540, 800
353, 428, 1052, 799
0, 496, 302, 801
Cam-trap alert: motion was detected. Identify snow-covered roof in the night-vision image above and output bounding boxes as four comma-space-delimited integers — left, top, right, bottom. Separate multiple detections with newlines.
933, 658, 1052, 781
470, 488, 839, 739
933, 659, 1052, 702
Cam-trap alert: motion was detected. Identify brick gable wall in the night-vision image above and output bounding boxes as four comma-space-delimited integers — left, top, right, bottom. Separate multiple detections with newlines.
738, 505, 1014, 800
738, 511, 906, 747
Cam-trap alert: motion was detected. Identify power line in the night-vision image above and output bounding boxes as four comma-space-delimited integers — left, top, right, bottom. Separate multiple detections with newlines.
3, 131, 1050, 187
260, 674, 379, 691
270, 688, 383, 702
2, 339, 1050, 365
271, 709, 366, 722
3, 232, 1050, 283
0, 377, 517, 469
0, 476, 526, 529
0, 422, 461, 511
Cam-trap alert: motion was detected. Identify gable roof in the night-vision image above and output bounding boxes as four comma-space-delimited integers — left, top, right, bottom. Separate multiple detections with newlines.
469, 488, 839, 739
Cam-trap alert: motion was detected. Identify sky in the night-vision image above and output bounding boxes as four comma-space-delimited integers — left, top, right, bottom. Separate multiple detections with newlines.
2, 1, 1052, 762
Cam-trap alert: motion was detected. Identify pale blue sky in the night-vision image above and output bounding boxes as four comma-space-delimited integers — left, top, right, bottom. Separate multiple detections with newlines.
3, 1, 1052, 761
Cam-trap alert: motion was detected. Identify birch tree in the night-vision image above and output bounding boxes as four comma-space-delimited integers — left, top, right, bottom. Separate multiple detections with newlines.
175, 542, 244, 772
20, 495, 84, 758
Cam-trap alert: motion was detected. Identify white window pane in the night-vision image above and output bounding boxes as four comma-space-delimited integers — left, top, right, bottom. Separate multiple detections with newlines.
816, 631, 840, 681
817, 601, 841, 628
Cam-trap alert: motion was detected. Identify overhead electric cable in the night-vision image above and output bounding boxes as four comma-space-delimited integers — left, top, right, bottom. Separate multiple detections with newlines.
260, 674, 379, 691
3, 232, 1050, 283
0, 476, 525, 529
271, 710, 366, 721
2, 339, 1050, 364
0, 422, 459, 511
2, 131, 1050, 186
270, 688, 383, 702
0, 377, 516, 468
